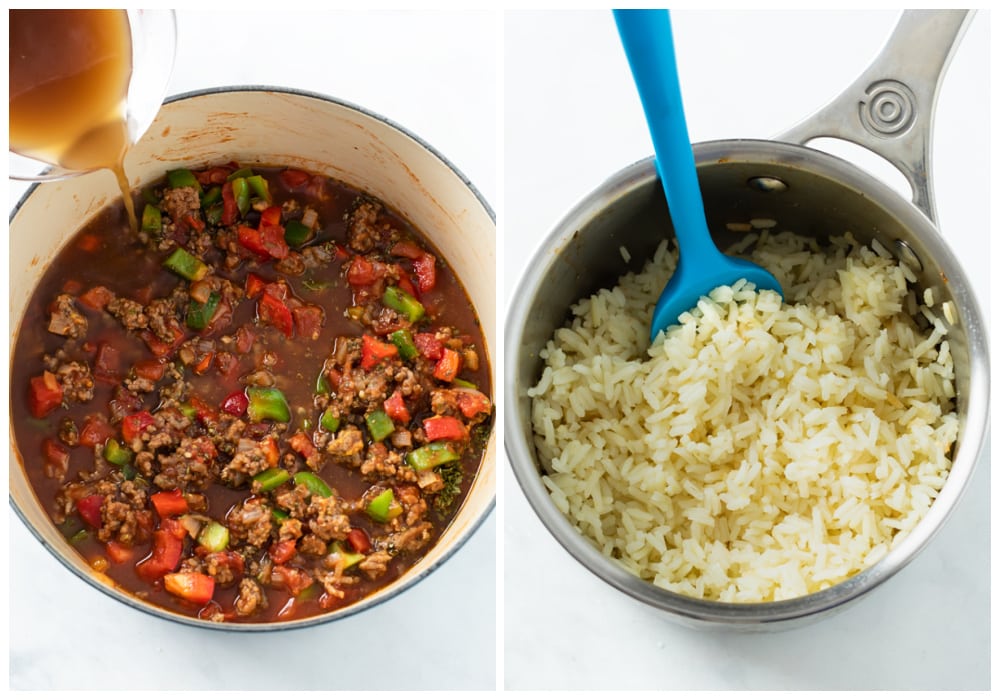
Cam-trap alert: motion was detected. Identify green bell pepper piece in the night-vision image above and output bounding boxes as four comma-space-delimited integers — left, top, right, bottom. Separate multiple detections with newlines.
320, 408, 340, 433
382, 286, 425, 323
186, 291, 220, 330
271, 507, 290, 524
205, 202, 224, 225
200, 185, 222, 208
246, 174, 271, 204
141, 203, 162, 233
231, 177, 251, 217
167, 168, 202, 193
293, 471, 333, 498
406, 442, 461, 471
103, 438, 133, 466
328, 541, 365, 569
197, 521, 230, 552
389, 329, 419, 361
246, 387, 291, 423
227, 167, 255, 181
366, 489, 403, 523
284, 219, 312, 247
163, 247, 209, 281
366, 410, 394, 442
253, 467, 291, 492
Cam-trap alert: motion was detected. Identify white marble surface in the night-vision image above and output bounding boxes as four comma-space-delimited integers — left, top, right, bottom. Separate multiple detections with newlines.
504, 9, 989, 691
9, 10, 497, 691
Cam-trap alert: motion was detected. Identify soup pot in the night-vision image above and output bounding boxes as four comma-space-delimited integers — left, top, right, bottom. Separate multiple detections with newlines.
9, 87, 496, 630
505, 10, 987, 629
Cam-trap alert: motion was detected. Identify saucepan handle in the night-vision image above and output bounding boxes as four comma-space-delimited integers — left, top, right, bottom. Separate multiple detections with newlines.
777, 10, 974, 224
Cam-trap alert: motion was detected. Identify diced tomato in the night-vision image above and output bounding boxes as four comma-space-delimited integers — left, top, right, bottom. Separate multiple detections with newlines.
121, 411, 156, 442
183, 213, 205, 233
390, 240, 425, 260
288, 432, 318, 460
347, 256, 378, 286
258, 291, 294, 337
136, 529, 184, 581
79, 415, 115, 447
159, 516, 189, 541
193, 352, 214, 375
347, 528, 371, 555
61, 279, 83, 295
93, 342, 122, 383
394, 265, 419, 299
151, 489, 188, 518
413, 253, 437, 293
220, 390, 249, 416
456, 389, 492, 418
237, 224, 267, 260
279, 168, 311, 189
235, 325, 255, 354
41, 438, 69, 477
195, 164, 235, 185
269, 540, 297, 565
259, 223, 289, 260
105, 541, 135, 564
78, 285, 114, 310
133, 359, 167, 382
28, 371, 63, 418
75, 494, 104, 529
189, 396, 218, 424
271, 565, 314, 597
164, 572, 216, 605
221, 181, 238, 225
433, 348, 462, 382
260, 436, 280, 468
360, 334, 399, 370
292, 305, 324, 340
423, 415, 468, 441
383, 390, 411, 424
245, 273, 267, 299
215, 352, 239, 377
333, 244, 350, 261
413, 333, 445, 361
141, 326, 186, 358
260, 205, 282, 228
77, 232, 101, 252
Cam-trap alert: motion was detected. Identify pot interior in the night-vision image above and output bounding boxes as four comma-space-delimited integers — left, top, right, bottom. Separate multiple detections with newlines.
9, 88, 496, 627
508, 138, 987, 624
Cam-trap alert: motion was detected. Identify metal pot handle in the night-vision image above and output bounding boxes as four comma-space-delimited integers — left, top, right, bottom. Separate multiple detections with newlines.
776, 10, 974, 224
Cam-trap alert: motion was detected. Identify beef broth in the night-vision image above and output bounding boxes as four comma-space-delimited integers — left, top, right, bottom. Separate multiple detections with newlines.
12, 163, 493, 623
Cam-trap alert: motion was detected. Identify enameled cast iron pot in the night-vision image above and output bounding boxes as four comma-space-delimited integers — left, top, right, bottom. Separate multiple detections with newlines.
505, 10, 988, 629
9, 87, 496, 630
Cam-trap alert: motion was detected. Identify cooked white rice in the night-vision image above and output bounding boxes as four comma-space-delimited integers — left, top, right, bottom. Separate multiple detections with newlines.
528, 231, 957, 602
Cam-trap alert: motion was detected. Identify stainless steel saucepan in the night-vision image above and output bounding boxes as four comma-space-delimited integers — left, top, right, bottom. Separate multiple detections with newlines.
505, 10, 988, 629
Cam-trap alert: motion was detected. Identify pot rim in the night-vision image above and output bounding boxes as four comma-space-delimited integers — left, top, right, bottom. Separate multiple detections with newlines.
9, 84, 497, 632
504, 141, 989, 627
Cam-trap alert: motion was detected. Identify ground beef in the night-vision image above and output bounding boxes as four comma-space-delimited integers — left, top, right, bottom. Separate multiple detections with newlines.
227, 498, 274, 547
274, 483, 312, 519
358, 550, 393, 580
47, 294, 88, 338
359, 442, 403, 478
161, 186, 202, 227
224, 441, 271, 488
58, 417, 79, 447
151, 436, 218, 491
346, 200, 383, 252
383, 521, 433, 553
203, 551, 245, 586
307, 496, 352, 541
106, 296, 149, 331
278, 517, 303, 542
234, 577, 267, 617
325, 425, 364, 466
299, 534, 327, 558
56, 361, 95, 404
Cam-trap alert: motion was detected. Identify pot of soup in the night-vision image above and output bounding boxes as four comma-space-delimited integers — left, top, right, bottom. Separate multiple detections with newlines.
505, 10, 987, 628
9, 87, 496, 629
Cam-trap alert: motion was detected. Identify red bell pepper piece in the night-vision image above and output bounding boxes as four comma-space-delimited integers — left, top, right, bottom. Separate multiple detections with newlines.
456, 389, 492, 418
220, 390, 249, 416
433, 348, 462, 382
141, 326, 186, 358
347, 528, 371, 554
383, 390, 411, 424
164, 571, 215, 605
79, 415, 115, 448
121, 411, 156, 442
245, 272, 267, 298
133, 359, 167, 382
258, 291, 294, 337
360, 334, 399, 370
28, 371, 63, 418
390, 240, 425, 259
159, 516, 189, 541
105, 541, 135, 564
189, 396, 218, 424
347, 256, 378, 286
413, 253, 437, 293
221, 181, 238, 225
279, 168, 311, 189
151, 489, 189, 518
78, 285, 115, 311
75, 494, 104, 529
423, 415, 468, 441
288, 432, 318, 460
136, 529, 184, 581
413, 333, 444, 361
268, 539, 297, 565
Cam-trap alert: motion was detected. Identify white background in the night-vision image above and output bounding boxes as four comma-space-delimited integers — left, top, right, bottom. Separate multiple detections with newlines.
504, 9, 990, 691
9, 10, 497, 692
